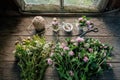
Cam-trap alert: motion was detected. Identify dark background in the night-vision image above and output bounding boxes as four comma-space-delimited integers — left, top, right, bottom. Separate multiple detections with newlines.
0, 0, 18, 12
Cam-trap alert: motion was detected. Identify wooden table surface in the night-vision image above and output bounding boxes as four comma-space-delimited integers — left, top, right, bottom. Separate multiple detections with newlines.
0, 12, 120, 80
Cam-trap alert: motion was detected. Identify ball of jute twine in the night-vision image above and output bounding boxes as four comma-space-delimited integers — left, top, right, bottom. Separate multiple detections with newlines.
27, 16, 45, 34
32, 16, 45, 31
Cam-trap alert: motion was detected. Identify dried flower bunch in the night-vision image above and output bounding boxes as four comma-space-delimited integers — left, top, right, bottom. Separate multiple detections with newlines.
48, 37, 113, 80
14, 35, 52, 80
77, 16, 94, 30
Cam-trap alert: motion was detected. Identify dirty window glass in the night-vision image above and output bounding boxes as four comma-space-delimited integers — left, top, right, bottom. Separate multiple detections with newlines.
24, 0, 59, 4
17, 0, 108, 12
64, 0, 99, 12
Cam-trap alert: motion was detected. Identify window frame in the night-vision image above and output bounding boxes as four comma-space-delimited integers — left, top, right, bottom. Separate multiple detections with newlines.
15, 0, 109, 15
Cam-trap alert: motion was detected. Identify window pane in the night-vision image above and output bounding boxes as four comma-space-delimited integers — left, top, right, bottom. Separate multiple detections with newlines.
23, 0, 60, 12
64, 0, 97, 6
24, 0, 59, 4
17, 0, 108, 13
63, 0, 99, 12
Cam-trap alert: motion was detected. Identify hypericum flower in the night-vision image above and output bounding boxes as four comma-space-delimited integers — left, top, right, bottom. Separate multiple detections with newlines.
27, 37, 31, 40
103, 52, 106, 57
84, 43, 90, 48
15, 41, 19, 45
107, 63, 112, 67
78, 53, 81, 58
69, 51, 74, 56
43, 43, 49, 49
61, 43, 66, 48
35, 40, 39, 44
64, 46, 69, 50
76, 37, 84, 43
73, 42, 78, 46
100, 45, 103, 49
78, 17, 83, 22
71, 39, 75, 43
88, 48, 93, 53
86, 20, 91, 25
83, 56, 89, 62
50, 52, 54, 57
47, 58, 53, 65
22, 39, 26, 42
12, 50, 16, 54
52, 46, 55, 49
87, 25, 93, 30
104, 46, 108, 49
69, 70, 74, 76
59, 45, 63, 48
61, 52, 64, 56
28, 52, 32, 55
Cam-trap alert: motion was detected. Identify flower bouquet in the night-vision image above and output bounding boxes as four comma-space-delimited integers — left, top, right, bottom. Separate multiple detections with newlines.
14, 35, 52, 80
49, 37, 113, 80
76, 16, 95, 34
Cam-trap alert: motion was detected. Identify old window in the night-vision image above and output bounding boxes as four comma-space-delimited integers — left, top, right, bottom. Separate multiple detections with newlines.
16, 0, 109, 13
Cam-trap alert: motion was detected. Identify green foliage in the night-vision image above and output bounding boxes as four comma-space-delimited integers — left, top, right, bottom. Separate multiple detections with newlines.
65, 0, 94, 6
78, 16, 91, 27
14, 35, 51, 80
49, 37, 113, 80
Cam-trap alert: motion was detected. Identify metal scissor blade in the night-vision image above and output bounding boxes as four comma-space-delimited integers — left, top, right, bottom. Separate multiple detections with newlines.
79, 31, 90, 37
79, 28, 98, 37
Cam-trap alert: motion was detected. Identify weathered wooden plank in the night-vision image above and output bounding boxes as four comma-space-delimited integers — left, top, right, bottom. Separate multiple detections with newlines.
0, 62, 120, 80
43, 67, 59, 80
98, 63, 120, 80
0, 61, 20, 80
0, 35, 31, 62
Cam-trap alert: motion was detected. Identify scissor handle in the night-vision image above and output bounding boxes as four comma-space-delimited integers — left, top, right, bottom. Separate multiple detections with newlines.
92, 28, 98, 32
79, 28, 98, 37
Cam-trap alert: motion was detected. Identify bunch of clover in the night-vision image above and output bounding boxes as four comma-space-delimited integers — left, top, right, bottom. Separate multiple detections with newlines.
47, 17, 113, 80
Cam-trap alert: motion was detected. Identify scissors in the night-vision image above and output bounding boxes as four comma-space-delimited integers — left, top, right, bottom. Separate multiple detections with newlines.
79, 27, 98, 37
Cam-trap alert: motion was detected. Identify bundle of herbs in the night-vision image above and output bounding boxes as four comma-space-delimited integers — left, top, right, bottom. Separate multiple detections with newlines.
49, 37, 113, 80
14, 35, 52, 80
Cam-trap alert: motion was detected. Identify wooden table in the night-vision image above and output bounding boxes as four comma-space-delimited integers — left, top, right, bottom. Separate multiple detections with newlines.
0, 14, 120, 80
